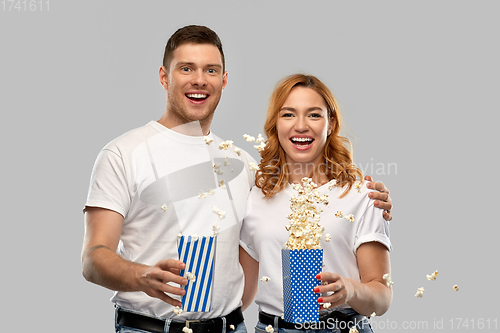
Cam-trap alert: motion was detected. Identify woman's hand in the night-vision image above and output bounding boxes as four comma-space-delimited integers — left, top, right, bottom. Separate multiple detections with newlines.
315, 272, 355, 309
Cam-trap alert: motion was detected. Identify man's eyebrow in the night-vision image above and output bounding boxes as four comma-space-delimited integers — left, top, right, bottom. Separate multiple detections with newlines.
176, 62, 222, 68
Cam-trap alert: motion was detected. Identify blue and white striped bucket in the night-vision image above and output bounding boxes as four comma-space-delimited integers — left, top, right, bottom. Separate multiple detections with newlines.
177, 235, 217, 312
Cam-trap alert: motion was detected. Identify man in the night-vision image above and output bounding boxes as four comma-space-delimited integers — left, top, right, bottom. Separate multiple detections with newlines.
82, 25, 392, 333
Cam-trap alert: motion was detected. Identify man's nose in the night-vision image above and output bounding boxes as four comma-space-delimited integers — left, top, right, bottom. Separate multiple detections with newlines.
191, 69, 207, 86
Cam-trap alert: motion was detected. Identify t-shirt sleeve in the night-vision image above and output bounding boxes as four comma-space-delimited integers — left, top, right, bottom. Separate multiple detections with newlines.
84, 148, 130, 218
239, 190, 259, 261
353, 200, 392, 253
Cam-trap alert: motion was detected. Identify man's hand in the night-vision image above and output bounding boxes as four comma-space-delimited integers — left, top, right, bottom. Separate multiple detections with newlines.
138, 259, 188, 307
365, 175, 392, 221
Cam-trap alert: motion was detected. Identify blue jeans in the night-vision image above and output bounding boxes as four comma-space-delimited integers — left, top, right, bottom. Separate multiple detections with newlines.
115, 308, 248, 333
254, 309, 373, 333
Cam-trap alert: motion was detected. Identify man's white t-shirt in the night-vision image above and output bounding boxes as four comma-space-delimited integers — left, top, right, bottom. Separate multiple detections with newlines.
240, 181, 391, 316
85, 121, 256, 319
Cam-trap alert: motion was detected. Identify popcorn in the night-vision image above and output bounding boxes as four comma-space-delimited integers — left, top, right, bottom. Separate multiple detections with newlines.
256, 134, 265, 143
265, 325, 274, 333
327, 179, 337, 190
260, 276, 270, 282
233, 147, 241, 156
198, 189, 216, 198
426, 270, 439, 281
161, 204, 168, 212
325, 234, 332, 242
335, 211, 343, 218
213, 162, 223, 175
354, 182, 362, 193
453, 285, 459, 291
249, 162, 259, 171
186, 272, 196, 282
243, 134, 255, 142
212, 224, 220, 236
415, 287, 425, 298
349, 327, 359, 333
281, 313, 284, 320
182, 327, 193, 333
203, 136, 213, 145
254, 142, 266, 152
344, 214, 355, 222
219, 140, 233, 150
322, 302, 332, 309
173, 306, 183, 315
212, 206, 226, 220
370, 312, 377, 317
219, 179, 226, 189
229, 324, 235, 330
224, 157, 230, 166
383, 273, 394, 287
285, 178, 328, 250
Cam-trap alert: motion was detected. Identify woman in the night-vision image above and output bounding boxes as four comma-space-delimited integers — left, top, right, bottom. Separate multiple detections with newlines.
240, 74, 392, 333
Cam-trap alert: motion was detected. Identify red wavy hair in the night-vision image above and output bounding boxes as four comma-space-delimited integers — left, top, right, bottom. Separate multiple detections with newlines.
255, 74, 363, 199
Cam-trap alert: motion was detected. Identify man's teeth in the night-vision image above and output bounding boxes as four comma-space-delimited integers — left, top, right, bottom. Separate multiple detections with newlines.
187, 94, 207, 99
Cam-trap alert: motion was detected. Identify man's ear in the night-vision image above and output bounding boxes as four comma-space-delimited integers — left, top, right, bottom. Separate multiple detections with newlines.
222, 71, 228, 91
159, 66, 168, 90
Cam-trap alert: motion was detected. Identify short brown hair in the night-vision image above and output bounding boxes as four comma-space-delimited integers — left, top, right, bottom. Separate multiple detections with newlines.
163, 25, 225, 72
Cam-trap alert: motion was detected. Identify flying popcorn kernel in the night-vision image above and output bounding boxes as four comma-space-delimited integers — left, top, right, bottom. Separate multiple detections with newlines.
161, 204, 168, 212
233, 147, 241, 156
198, 191, 207, 199
182, 327, 193, 333
370, 312, 377, 317
203, 136, 213, 145
349, 327, 359, 333
335, 211, 343, 218
344, 214, 355, 222
186, 272, 196, 282
213, 163, 223, 175
354, 182, 362, 193
229, 325, 235, 330
219, 180, 226, 189
265, 325, 274, 333
219, 140, 234, 150
325, 234, 332, 242
173, 306, 182, 315
212, 206, 226, 220
453, 285, 459, 291
249, 162, 259, 171
327, 179, 337, 190
212, 224, 220, 236
256, 134, 265, 143
281, 313, 284, 320
260, 276, 270, 282
415, 287, 425, 298
323, 302, 332, 309
254, 142, 266, 152
383, 273, 394, 287
426, 270, 439, 281
243, 134, 256, 142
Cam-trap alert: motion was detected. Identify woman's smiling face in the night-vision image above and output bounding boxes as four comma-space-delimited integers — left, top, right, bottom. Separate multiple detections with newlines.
277, 86, 332, 168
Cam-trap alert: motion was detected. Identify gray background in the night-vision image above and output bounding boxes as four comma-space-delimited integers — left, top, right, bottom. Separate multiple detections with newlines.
1, 0, 499, 332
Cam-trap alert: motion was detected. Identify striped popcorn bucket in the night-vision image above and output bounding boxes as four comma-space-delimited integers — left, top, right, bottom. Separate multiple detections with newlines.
282, 249, 323, 323
177, 235, 217, 312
